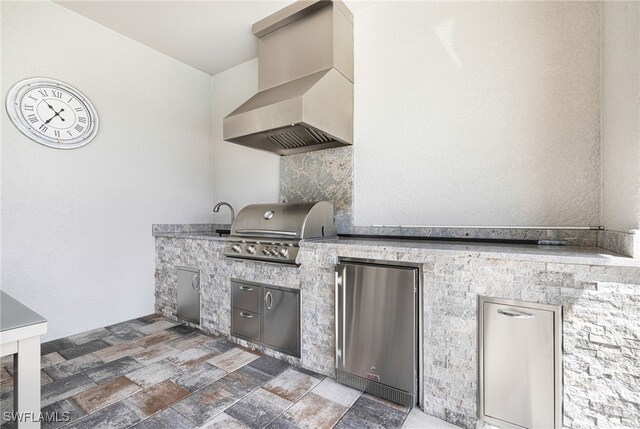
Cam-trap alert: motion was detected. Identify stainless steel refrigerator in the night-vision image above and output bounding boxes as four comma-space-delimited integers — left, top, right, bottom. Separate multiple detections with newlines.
336, 260, 417, 407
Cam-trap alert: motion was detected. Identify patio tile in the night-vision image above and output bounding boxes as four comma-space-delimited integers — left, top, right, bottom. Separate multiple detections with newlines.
126, 359, 183, 388
41, 398, 86, 429
92, 341, 146, 363
169, 345, 217, 370
43, 354, 104, 381
41, 373, 97, 407
207, 347, 259, 372
137, 320, 179, 335
311, 378, 362, 407
334, 395, 408, 429
130, 342, 180, 365
172, 361, 226, 392
105, 319, 147, 335
84, 356, 143, 384
57, 340, 111, 360
72, 375, 140, 414
126, 379, 190, 418
215, 365, 272, 397
278, 392, 347, 429
262, 368, 321, 402
170, 382, 236, 426
225, 388, 292, 428
41, 338, 76, 356
68, 328, 113, 345
129, 408, 193, 429
41, 352, 65, 368
248, 355, 290, 377
201, 412, 251, 429
64, 400, 141, 429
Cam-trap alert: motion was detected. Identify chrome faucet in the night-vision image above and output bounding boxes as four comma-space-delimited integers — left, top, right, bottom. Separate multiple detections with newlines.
213, 201, 235, 225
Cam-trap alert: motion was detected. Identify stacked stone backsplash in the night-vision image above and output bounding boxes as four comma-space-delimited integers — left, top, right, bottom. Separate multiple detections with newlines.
280, 145, 353, 234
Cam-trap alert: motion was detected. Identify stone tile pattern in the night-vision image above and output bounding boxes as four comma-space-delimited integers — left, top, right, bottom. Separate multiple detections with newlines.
598, 229, 640, 258
280, 145, 354, 234
1, 316, 426, 429
155, 237, 326, 371
299, 240, 640, 429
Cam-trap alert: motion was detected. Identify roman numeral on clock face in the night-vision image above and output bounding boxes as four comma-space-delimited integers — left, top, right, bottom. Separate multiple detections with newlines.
39, 124, 48, 132
38, 89, 48, 97
54, 130, 60, 138
51, 90, 63, 98
23, 105, 34, 111
74, 107, 83, 112
78, 117, 87, 124
75, 124, 84, 132
27, 114, 38, 123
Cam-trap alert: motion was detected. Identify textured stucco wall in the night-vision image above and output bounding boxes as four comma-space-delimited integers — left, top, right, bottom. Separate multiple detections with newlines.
601, 1, 640, 232
210, 59, 280, 222
1, 1, 213, 340
353, 1, 601, 227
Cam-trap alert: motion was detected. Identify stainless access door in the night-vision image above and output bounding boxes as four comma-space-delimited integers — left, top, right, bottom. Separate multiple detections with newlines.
262, 287, 300, 357
177, 267, 200, 324
337, 262, 417, 395
479, 297, 562, 429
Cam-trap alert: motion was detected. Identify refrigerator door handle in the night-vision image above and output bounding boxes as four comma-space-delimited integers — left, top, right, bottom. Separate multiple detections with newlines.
335, 266, 347, 368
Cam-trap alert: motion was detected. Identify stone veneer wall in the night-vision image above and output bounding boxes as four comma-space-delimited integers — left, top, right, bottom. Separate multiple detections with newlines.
298, 241, 640, 429
155, 234, 640, 428
280, 146, 354, 234
155, 236, 334, 374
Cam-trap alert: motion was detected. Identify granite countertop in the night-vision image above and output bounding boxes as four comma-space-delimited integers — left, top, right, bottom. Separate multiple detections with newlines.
153, 228, 640, 267
301, 237, 640, 267
153, 231, 228, 241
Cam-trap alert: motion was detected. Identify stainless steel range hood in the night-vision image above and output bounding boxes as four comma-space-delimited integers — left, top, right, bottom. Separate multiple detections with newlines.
223, 0, 353, 156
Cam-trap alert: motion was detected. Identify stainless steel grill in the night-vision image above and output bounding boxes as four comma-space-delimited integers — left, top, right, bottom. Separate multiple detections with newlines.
223, 201, 337, 264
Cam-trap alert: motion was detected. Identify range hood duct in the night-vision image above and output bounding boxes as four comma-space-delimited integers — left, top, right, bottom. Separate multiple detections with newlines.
223, 0, 353, 156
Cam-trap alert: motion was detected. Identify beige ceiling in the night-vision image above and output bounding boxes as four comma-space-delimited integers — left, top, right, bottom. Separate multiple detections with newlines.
54, 1, 376, 76
54, 1, 294, 76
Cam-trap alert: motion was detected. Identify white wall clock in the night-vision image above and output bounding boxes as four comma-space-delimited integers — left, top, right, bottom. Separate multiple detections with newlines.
5, 77, 99, 149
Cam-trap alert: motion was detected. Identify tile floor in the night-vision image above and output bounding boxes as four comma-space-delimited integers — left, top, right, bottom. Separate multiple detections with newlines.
1, 315, 458, 429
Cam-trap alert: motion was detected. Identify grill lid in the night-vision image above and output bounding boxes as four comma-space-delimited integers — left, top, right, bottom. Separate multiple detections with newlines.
230, 202, 337, 240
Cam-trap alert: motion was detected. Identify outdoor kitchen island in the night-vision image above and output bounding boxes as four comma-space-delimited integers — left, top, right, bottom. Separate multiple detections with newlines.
154, 226, 640, 429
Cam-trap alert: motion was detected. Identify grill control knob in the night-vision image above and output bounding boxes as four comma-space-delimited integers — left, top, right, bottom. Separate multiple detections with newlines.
231, 244, 242, 253
245, 244, 256, 254
278, 248, 289, 257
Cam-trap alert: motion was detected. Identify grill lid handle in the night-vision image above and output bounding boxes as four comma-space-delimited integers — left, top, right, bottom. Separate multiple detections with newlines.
234, 229, 297, 236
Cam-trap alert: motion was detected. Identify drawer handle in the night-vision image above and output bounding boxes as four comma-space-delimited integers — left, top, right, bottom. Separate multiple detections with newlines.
497, 308, 535, 319
191, 274, 200, 292
265, 291, 273, 310
239, 286, 253, 291
239, 312, 254, 319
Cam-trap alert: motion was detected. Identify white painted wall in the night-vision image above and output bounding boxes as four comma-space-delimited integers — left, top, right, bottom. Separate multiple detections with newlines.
1, 1, 212, 340
353, 1, 601, 227
211, 58, 280, 223
601, 1, 640, 232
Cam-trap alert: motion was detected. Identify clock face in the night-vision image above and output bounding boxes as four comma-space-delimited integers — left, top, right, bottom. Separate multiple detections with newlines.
5, 78, 99, 149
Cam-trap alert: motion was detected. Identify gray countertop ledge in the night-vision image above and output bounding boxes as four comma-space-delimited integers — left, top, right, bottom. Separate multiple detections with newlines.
301, 237, 640, 267
153, 228, 640, 267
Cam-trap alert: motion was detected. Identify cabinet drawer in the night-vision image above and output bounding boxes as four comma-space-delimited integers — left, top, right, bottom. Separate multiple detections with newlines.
231, 281, 261, 313
231, 308, 260, 342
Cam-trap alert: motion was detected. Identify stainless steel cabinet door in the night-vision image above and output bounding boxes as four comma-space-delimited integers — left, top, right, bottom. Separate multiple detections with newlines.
262, 287, 300, 357
177, 268, 200, 324
337, 263, 416, 394
481, 299, 560, 429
